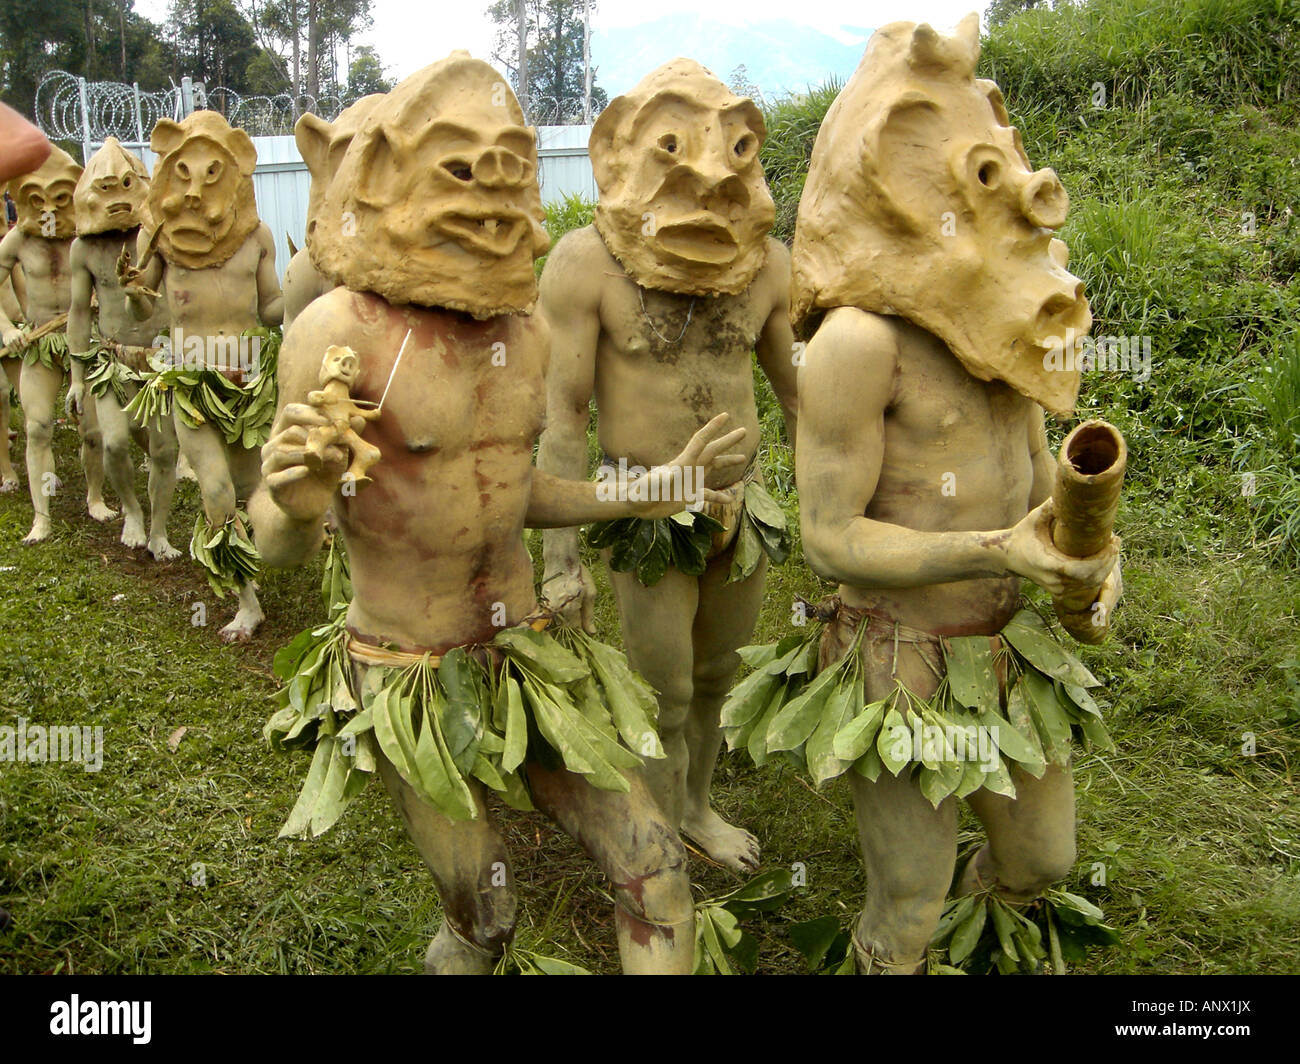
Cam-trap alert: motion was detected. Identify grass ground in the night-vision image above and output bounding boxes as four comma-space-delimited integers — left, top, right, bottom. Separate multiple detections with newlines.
0, 409, 1296, 974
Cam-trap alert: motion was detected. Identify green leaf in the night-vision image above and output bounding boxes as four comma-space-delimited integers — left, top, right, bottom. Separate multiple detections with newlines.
500, 676, 528, 774
789, 916, 843, 972
832, 698, 888, 761
806, 676, 861, 784
1002, 610, 1099, 687
766, 665, 841, 752
728, 518, 763, 583
279, 735, 333, 838
944, 636, 1000, 714
948, 897, 988, 965
876, 706, 912, 776
1020, 670, 1074, 763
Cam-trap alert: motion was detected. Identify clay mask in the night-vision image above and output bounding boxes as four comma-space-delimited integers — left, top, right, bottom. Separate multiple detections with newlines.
8, 146, 82, 240
311, 51, 549, 317
294, 94, 385, 248
790, 15, 1091, 417
147, 110, 261, 270
590, 58, 774, 297
75, 137, 151, 236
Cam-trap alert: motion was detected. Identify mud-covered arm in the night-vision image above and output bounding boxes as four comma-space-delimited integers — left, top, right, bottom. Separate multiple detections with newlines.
798, 307, 1014, 587
256, 224, 284, 327
66, 239, 94, 396
0, 228, 23, 339
535, 234, 601, 569
1027, 407, 1055, 509
123, 227, 163, 320
754, 240, 798, 446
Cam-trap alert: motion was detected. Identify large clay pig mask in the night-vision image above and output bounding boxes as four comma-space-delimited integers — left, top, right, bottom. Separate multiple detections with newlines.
311, 51, 549, 317
590, 58, 775, 297
791, 14, 1091, 417
75, 137, 151, 236
8, 146, 82, 241
294, 93, 385, 249
148, 110, 261, 270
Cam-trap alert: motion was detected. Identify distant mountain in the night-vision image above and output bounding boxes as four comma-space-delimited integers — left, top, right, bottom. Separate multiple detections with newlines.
592, 15, 872, 102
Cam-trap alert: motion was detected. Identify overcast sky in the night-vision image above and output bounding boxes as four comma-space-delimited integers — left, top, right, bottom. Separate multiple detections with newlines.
134, 0, 990, 86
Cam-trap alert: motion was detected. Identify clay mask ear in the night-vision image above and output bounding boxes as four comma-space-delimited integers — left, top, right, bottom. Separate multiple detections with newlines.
151, 118, 184, 158
351, 124, 408, 210
228, 129, 258, 177
295, 112, 335, 180
976, 80, 1012, 127
869, 94, 942, 233
588, 96, 635, 192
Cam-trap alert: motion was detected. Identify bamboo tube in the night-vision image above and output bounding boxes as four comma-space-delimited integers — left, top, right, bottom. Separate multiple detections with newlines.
1051, 419, 1126, 644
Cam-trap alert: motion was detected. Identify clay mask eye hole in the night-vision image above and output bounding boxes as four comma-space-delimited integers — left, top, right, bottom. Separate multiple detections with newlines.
203, 159, 224, 185
977, 160, 1001, 188
658, 134, 679, 156
121, 174, 132, 189
443, 159, 474, 182
176, 162, 191, 181
733, 135, 754, 159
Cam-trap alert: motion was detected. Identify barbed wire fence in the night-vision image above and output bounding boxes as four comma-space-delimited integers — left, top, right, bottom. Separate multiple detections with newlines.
36, 69, 596, 165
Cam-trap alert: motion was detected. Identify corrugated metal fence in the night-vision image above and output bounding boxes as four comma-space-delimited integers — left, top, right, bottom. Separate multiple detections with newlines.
137, 127, 596, 281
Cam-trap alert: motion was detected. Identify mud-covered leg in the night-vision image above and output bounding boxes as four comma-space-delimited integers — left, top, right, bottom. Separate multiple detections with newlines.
0, 357, 20, 491
845, 636, 956, 973
681, 550, 768, 871
961, 762, 1076, 903
374, 750, 517, 973
17, 359, 63, 543
606, 560, 699, 827
80, 392, 117, 522
847, 767, 956, 974
526, 762, 694, 974
176, 416, 263, 640
143, 401, 181, 560
94, 390, 143, 546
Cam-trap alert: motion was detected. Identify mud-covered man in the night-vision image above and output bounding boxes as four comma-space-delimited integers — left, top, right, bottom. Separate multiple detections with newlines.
537, 60, 797, 871
790, 17, 1121, 972
252, 53, 747, 974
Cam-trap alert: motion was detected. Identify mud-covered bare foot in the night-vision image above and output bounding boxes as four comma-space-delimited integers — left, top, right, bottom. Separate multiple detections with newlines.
220, 602, 265, 643
681, 807, 761, 872
148, 536, 182, 561
423, 923, 499, 975
0, 476, 18, 494
22, 516, 51, 545
120, 511, 147, 549
87, 498, 118, 522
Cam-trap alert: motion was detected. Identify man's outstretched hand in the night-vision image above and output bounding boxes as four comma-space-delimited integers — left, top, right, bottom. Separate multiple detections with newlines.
631, 413, 749, 520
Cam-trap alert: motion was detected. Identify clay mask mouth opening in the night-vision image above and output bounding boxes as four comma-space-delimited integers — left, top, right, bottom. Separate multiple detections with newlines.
437, 211, 527, 257
168, 223, 217, 250
1065, 424, 1121, 477
656, 217, 738, 264
106, 202, 134, 215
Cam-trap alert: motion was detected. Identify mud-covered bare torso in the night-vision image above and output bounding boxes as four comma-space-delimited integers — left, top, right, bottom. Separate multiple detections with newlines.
582, 227, 777, 486
836, 317, 1040, 635
284, 287, 547, 652
80, 232, 168, 345
162, 234, 267, 341
1, 231, 71, 328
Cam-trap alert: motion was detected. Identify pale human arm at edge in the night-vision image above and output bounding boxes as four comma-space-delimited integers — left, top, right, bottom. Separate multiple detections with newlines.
0, 103, 51, 183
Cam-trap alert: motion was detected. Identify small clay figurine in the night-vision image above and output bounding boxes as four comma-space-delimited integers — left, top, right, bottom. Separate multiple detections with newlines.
304, 344, 380, 483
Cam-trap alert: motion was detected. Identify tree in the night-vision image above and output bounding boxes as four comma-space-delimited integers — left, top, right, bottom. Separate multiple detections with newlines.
486, 0, 605, 120
987, 0, 1052, 29
0, 0, 179, 120
346, 45, 391, 96
239, 0, 374, 105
